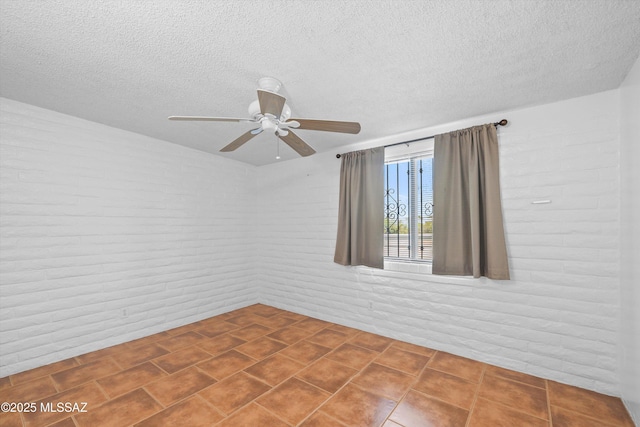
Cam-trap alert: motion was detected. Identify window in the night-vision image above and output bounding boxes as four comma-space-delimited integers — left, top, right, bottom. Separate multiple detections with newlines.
384, 138, 434, 262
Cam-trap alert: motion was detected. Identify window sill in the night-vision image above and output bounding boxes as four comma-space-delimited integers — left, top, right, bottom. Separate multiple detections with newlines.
384, 259, 432, 274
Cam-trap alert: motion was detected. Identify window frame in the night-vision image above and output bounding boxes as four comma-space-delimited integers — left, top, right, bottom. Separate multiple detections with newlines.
384, 138, 435, 264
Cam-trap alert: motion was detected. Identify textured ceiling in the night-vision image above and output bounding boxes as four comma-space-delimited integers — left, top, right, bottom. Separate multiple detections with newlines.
1, 0, 639, 166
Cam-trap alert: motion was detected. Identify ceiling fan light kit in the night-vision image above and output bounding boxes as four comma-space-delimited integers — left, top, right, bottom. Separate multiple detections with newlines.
168, 77, 361, 158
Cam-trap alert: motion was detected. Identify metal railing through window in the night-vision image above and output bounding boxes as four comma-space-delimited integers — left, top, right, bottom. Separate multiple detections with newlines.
384, 156, 433, 261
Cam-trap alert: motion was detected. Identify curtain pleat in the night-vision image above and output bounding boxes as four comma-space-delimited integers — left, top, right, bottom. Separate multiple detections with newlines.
334, 148, 384, 269
433, 124, 510, 279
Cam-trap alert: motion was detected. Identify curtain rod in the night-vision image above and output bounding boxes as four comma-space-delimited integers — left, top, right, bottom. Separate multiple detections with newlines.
336, 119, 508, 158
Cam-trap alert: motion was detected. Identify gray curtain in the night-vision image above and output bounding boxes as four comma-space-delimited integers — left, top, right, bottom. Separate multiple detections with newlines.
334, 148, 384, 269
433, 124, 510, 279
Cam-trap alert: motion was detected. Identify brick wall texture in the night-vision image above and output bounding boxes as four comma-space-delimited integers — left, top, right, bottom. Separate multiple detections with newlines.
0, 98, 258, 377
0, 90, 624, 396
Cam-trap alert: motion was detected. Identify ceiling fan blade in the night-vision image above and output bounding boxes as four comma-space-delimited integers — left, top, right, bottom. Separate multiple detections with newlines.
280, 120, 299, 129
279, 130, 316, 157
289, 118, 361, 134
219, 130, 258, 152
168, 116, 255, 122
257, 89, 286, 118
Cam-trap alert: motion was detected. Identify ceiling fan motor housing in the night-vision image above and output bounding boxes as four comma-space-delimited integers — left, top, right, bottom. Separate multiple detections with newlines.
248, 99, 291, 121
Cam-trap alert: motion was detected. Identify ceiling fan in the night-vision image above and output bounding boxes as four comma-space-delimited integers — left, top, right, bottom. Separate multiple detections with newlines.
168, 77, 361, 157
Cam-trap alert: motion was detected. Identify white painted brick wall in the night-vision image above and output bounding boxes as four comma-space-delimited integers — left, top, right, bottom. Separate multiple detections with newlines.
256, 90, 622, 396
0, 90, 626, 398
0, 98, 258, 377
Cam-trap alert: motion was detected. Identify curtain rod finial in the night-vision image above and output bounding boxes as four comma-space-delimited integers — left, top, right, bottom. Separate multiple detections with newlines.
336, 154, 341, 158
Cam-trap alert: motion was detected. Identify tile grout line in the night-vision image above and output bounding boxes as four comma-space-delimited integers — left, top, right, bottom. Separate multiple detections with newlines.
290, 372, 351, 426
464, 364, 486, 427
251, 400, 295, 426
468, 370, 553, 424
546, 404, 626, 427
50, 373, 62, 394
4, 304, 633, 427
19, 407, 25, 427
204, 315, 314, 425
380, 349, 441, 427
233, 355, 305, 425
136, 378, 214, 427
256, 323, 354, 426
417, 359, 553, 423
294, 331, 353, 411
192, 393, 226, 422
8, 358, 80, 388
286, 329, 394, 426
305, 411, 349, 427
546, 379, 553, 427
402, 352, 480, 412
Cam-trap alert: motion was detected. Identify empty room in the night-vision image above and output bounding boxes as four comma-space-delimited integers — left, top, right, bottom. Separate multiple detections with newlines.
1, 1, 639, 426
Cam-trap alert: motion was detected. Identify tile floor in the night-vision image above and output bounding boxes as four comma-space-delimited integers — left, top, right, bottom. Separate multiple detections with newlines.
0, 304, 634, 427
